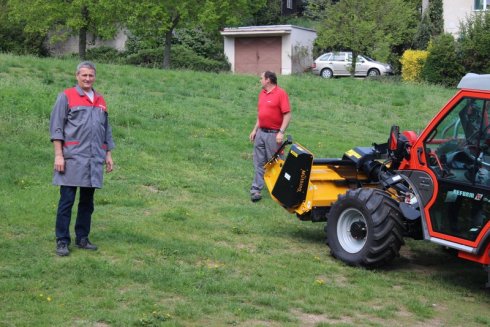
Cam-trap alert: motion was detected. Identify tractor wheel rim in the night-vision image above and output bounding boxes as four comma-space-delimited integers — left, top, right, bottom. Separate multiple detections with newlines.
337, 208, 367, 253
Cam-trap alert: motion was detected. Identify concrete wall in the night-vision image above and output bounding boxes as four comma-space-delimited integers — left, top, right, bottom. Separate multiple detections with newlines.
290, 27, 316, 74
223, 37, 236, 72
48, 30, 128, 56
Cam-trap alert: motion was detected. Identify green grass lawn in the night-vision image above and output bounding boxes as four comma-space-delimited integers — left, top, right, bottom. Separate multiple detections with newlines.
0, 53, 488, 327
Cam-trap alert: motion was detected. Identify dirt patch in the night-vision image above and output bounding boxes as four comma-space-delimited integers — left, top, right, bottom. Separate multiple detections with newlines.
238, 319, 284, 327
291, 309, 352, 327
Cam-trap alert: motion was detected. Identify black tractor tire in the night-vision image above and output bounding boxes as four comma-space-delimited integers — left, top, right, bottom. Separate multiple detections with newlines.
325, 188, 405, 268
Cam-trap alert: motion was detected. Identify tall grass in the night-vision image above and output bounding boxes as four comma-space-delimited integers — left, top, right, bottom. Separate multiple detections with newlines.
0, 53, 488, 327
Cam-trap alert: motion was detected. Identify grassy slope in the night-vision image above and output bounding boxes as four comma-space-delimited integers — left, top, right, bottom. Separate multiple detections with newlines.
0, 53, 488, 327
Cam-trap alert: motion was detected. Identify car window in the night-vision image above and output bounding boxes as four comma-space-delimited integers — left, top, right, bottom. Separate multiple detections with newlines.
319, 53, 332, 61
332, 53, 345, 61
347, 53, 367, 62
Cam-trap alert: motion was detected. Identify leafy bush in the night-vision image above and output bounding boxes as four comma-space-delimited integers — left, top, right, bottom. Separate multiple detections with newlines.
85, 46, 124, 64
173, 28, 223, 60
400, 49, 428, 82
125, 48, 163, 68
125, 45, 230, 72
421, 34, 464, 87
458, 11, 490, 73
0, 4, 48, 56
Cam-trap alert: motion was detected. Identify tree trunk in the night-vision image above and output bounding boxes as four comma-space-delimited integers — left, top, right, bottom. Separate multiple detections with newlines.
79, 27, 87, 60
162, 14, 180, 69
163, 30, 172, 69
350, 51, 358, 77
78, 5, 89, 60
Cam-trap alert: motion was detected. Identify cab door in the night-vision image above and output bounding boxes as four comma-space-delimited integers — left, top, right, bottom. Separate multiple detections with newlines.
421, 97, 490, 244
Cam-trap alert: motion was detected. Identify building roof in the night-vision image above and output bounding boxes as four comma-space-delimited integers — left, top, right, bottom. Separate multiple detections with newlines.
457, 73, 490, 91
220, 25, 316, 37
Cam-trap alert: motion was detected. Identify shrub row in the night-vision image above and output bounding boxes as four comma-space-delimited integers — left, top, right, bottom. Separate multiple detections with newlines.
401, 33, 469, 87
84, 45, 230, 73
401, 12, 490, 87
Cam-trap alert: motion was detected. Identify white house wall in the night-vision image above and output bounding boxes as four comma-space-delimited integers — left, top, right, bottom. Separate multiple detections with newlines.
443, 0, 474, 36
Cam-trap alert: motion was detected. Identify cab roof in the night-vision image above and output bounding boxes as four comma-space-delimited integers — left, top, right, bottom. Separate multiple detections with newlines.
457, 73, 490, 91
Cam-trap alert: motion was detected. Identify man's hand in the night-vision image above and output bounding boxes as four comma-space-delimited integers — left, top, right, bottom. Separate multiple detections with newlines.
105, 151, 114, 173
54, 155, 65, 173
249, 129, 257, 143
276, 131, 284, 144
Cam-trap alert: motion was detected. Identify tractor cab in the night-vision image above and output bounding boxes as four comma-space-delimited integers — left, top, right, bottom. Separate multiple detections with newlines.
404, 74, 490, 270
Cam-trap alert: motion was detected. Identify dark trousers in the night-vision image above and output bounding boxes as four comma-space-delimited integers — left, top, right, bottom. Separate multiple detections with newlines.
55, 186, 95, 244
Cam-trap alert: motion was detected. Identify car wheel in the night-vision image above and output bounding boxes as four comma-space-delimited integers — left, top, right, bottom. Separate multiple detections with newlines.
321, 68, 333, 79
367, 69, 380, 77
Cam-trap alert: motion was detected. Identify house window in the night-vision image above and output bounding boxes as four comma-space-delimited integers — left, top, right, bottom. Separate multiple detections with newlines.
287, 0, 293, 9
474, 0, 489, 10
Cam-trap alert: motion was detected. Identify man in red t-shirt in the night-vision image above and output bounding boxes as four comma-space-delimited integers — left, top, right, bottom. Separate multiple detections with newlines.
249, 71, 291, 202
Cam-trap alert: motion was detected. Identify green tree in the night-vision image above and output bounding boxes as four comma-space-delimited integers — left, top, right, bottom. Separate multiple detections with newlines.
458, 11, 490, 73
428, 0, 444, 36
0, 0, 47, 55
421, 33, 464, 87
247, 0, 282, 25
413, 10, 432, 49
8, 0, 124, 59
307, 0, 417, 76
125, 0, 265, 69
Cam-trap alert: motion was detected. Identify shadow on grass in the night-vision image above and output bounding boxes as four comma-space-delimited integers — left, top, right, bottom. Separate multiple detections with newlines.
276, 222, 489, 291
383, 243, 489, 292
282, 224, 326, 245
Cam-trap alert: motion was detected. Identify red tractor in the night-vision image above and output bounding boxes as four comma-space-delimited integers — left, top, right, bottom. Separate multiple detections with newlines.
264, 73, 490, 287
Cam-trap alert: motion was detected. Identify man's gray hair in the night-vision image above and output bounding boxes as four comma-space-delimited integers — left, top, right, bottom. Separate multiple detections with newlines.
76, 61, 96, 75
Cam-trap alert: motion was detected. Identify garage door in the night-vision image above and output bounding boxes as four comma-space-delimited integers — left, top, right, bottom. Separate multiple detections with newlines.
235, 37, 282, 75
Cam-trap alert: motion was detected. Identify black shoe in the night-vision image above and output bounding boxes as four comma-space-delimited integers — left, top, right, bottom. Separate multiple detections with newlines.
76, 238, 98, 250
56, 241, 69, 256
251, 192, 262, 202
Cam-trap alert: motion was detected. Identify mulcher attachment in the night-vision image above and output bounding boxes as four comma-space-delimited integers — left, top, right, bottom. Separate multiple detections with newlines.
272, 144, 313, 209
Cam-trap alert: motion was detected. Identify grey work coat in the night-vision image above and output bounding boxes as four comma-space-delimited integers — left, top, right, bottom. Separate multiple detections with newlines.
50, 85, 115, 188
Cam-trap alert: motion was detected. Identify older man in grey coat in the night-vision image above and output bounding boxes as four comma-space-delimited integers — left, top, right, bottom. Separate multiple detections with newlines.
50, 61, 114, 256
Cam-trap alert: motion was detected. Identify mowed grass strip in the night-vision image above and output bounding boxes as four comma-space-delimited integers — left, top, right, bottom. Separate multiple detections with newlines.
0, 53, 488, 327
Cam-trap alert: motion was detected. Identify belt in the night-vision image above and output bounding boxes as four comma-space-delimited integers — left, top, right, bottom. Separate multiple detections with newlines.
260, 128, 280, 133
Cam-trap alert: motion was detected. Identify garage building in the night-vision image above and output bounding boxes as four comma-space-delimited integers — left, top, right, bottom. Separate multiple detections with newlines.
220, 25, 317, 75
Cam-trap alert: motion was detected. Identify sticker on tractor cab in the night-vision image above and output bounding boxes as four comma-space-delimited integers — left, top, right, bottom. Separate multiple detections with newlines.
290, 150, 298, 157
447, 189, 484, 201
345, 149, 361, 159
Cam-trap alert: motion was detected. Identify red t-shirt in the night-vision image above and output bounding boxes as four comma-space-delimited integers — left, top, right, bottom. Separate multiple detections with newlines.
257, 86, 291, 130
